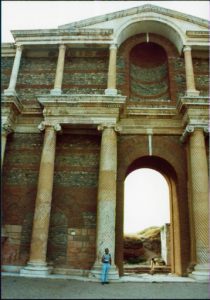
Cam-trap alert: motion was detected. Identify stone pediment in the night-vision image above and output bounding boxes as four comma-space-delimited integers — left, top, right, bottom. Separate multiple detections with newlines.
59, 4, 208, 31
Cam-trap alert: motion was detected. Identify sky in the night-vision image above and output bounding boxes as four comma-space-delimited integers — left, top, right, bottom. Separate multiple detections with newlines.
124, 169, 170, 234
1, 1, 209, 43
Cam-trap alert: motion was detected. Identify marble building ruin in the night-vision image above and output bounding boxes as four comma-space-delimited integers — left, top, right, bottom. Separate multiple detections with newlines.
1, 4, 209, 281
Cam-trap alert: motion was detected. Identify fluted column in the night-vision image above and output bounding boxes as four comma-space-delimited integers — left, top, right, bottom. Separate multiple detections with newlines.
186, 126, 209, 281
4, 45, 23, 96
20, 122, 61, 276
183, 46, 199, 97
105, 44, 118, 96
89, 124, 119, 280
1, 122, 13, 169
50, 44, 66, 95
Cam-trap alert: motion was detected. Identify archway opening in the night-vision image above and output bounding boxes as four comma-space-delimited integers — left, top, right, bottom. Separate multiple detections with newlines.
123, 168, 171, 275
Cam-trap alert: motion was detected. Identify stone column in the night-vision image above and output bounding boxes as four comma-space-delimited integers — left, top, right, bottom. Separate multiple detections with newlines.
105, 44, 118, 96
183, 46, 199, 97
1, 122, 13, 169
4, 45, 23, 96
187, 126, 209, 281
20, 122, 61, 276
89, 124, 119, 280
50, 44, 66, 95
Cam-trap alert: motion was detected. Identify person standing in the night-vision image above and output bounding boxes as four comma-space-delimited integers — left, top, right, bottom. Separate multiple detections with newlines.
101, 248, 111, 284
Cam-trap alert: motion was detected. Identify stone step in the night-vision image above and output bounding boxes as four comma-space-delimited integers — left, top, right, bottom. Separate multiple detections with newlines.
124, 266, 171, 274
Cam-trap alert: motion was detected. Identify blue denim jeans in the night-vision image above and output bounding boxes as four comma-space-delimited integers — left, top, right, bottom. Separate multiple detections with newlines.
101, 263, 110, 283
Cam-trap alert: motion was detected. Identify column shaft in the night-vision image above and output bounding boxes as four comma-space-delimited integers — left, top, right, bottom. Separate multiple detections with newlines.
105, 45, 117, 96
51, 44, 66, 95
183, 46, 199, 96
188, 128, 209, 281
96, 127, 117, 264
4, 45, 22, 95
28, 126, 57, 265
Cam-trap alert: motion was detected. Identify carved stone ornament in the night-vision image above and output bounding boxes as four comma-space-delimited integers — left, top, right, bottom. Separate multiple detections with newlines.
38, 121, 62, 132
97, 123, 122, 132
2, 121, 13, 135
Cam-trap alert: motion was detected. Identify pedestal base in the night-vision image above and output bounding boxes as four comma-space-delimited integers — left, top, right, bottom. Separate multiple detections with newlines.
189, 263, 210, 282
185, 90, 200, 97
50, 88, 62, 95
105, 88, 117, 96
20, 262, 53, 277
88, 264, 119, 281
4, 89, 17, 96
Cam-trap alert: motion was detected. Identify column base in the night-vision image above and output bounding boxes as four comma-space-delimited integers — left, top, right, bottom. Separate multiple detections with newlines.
185, 90, 200, 97
189, 263, 210, 282
88, 263, 119, 281
4, 89, 17, 96
105, 88, 117, 96
50, 88, 62, 95
20, 262, 53, 277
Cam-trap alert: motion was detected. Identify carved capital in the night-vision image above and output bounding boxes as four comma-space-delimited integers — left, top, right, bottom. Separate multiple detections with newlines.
180, 124, 209, 143
59, 44, 66, 51
97, 123, 121, 133
109, 44, 118, 50
38, 121, 62, 132
183, 45, 191, 53
2, 121, 14, 135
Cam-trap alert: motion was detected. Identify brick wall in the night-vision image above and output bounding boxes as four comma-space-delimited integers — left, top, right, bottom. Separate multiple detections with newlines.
193, 58, 209, 96
2, 132, 100, 270
2, 133, 42, 265
1, 57, 14, 92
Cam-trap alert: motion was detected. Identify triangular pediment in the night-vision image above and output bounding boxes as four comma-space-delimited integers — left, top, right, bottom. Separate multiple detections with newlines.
59, 4, 208, 30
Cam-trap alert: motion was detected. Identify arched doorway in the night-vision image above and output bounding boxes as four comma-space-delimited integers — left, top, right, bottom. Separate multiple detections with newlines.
116, 155, 184, 277
123, 168, 171, 274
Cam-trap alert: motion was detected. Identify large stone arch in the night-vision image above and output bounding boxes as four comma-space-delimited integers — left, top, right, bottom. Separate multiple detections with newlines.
116, 135, 190, 277
114, 16, 185, 54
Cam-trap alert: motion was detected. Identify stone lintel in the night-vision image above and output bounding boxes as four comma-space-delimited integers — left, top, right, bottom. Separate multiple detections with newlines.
126, 106, 177, 116
37, 94, 126, 107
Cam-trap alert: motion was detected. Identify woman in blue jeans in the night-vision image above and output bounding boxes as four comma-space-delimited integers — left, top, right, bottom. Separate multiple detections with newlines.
101, 248, 111, 284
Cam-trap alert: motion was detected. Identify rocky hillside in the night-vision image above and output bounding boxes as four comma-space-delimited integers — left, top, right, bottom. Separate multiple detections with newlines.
124, 226, 161, 264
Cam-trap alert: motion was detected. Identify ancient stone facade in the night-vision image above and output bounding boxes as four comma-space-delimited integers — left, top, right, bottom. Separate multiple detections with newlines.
1, 4, 209, 281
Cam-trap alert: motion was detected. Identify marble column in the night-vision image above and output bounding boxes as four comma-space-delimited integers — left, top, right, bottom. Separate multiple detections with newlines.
183, 46, 199, 97
105, 44, 118, 96
1, 122, 13, 169
89, 124, 119, 280
187, 126, 209, 281
50, 44, 66, 95
4, 45, 23, 96
20, 122, 61, 276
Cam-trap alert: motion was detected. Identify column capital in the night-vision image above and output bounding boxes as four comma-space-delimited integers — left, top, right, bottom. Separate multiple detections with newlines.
38, 121, 62, 132
2, 121, 14, 135
180, 124, 208, 143
97, 123, 122, 133
59, 44, 66, 50
109, 44, 118, 50
183, 45, 191, 52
